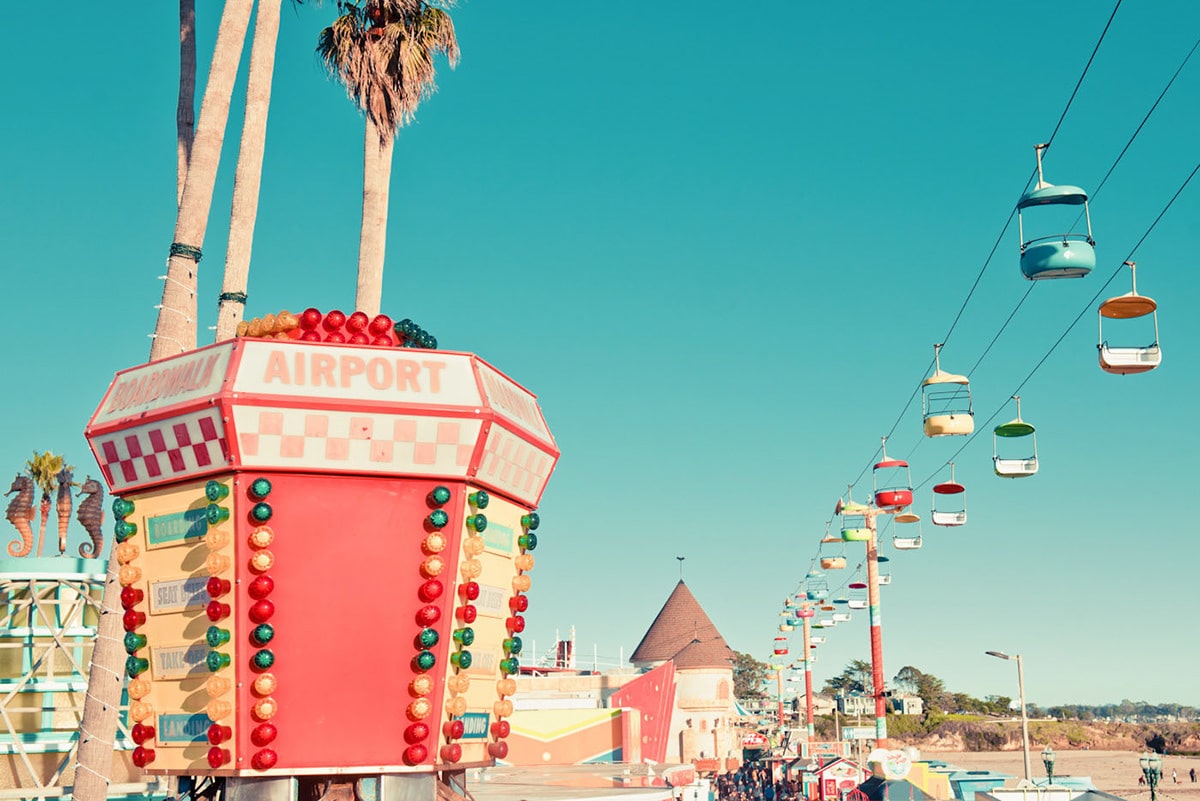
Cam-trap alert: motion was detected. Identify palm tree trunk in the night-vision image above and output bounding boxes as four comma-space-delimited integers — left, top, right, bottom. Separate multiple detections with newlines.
150, 0, 255, 361
216, 0, 282, 342
355, 117, 394, 318
70, 549, 126, 801
177, 0, 196, 208
35, 495, 49, 558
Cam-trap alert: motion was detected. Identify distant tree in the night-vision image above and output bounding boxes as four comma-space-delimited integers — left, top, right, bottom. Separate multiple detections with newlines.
893, 665, 948, 713
825, 659, 873, 695
734, 651, 771, 700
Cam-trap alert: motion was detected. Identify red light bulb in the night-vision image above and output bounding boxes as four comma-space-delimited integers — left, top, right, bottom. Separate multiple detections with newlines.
456, 605, 478, 624
371, 335, 393, 347
346, 311, 369, 333
491, 720, 511, 738
443, 720, 465, 739
131, 723, 155, 744
405, 722, 430, 744
404, 745, 428, 766
416, 605, 441, 626
300, 308, 323, 329
506, 615, 526, 633
301, 330, 322, 342
251, 723, 278, 746
509, 595, 529, 612
348, 332, 370, 346
131, 746, 156, 768
120, 587, 144, 609
249, 599, 275, 623
459, 581, 480, 601
207, 724, 233, 745
252, 749, 279, 770
322, 310, 346, 331
206, 577, 231, 598
441, 744, 462, 764
207, 747, 231, 768
249, 575, 274, 599
369, 314, 393, 336
206, 601, 231, 622
488, 741, 509, 759
419, 579, 444, 602
324, 331, 346, 344
122, 610, 146, 631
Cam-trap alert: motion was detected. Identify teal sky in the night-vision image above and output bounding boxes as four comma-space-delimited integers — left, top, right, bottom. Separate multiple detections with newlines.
3, 2, 1199, 708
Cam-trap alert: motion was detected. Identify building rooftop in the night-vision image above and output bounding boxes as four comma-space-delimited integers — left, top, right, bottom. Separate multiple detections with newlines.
630, 581, 732, 668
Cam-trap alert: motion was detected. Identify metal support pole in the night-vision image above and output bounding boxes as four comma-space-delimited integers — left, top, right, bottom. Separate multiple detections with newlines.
802, 607, 815, 745
1016, 654, 1031, 782
865, 511, 888, 748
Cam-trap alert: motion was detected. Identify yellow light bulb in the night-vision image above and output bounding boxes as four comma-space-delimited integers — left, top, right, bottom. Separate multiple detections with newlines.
421, 556, 445, 578
115, 541, 140, 565
410, 675, 434, 697
447, 696, 468, 716
128, 679, 151, 700
497, 678, 517, 697
205, 529, 230, 551
249, 525, 275, 548
512, 574, 532, 592
408, 698, 432, 720
250, 550, 275, 572
207, 699, 233, 721
253, 673, 277, 696
118, 566, 142, 587
129, 701, 154, 722
461, 559, 482, 580
253, 697, 279, 720
494, 699, 514, 719
423, 532, 446, 554
207, 676, 232, 698
463, 536, 485, 556
206, 553, 232, 575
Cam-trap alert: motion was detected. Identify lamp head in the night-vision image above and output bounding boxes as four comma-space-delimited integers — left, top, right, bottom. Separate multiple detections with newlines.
985, 650, 1012, 660
1042, 745, 1055, 767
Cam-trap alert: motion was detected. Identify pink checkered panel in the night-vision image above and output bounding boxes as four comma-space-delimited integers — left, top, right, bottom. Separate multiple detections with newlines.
233, 406, 482, 476
93, 411, 231, 493
473, 425, 556, 507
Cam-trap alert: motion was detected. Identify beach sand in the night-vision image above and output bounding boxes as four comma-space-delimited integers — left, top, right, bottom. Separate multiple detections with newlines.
923, 750, 1200, 799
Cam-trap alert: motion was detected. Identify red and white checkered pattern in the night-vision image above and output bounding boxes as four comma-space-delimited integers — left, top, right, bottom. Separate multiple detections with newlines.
233, 406, 481, 475
474, 425, 555, 506
94, 411, 230, 492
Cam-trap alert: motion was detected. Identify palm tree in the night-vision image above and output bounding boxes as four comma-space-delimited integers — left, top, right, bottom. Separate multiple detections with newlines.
215, 0, 285, 341
178, 0, 196, 208
24, 451, 66, 558
318, 0, 459, 317
149, 0, 256, 361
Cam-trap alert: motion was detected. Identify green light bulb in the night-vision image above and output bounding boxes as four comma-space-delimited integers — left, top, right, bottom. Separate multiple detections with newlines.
251, 502, 273, 522
418, 628, 439, 648
253, 649, 275, 670
469, 490, 489, 509
468, 514, 487, 532
452, 651, 473, 669
205, 481, 230, 502
453, 628, 475, 646
206, 626, 232, 648
415, 650, 436, 671
251, 624, 274, 646
206, 504, 230, 526
429, 486, 452, 506
427, 509, 448, 529
503, 636, 523, 655
114, 520, 137, 542
518, 532, 538, 551
207, 651, 231, 672
112, 498, 135, 519
124, 632, 147, 654
125, 656, 149, 677
500, 657, 520, 676
249, 478, 272, 499
521, 512, 540, 530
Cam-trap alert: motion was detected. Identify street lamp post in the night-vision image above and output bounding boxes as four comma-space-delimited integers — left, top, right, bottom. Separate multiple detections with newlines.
1140, 752, 1162, 801
986, 650, 1031, 782
1041, 745, 1055, 786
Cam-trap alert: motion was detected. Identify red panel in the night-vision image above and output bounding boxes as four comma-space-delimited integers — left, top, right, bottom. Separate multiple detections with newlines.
873, 489, 912, 509
233, 472, 465, 771
609, 661, 675, 764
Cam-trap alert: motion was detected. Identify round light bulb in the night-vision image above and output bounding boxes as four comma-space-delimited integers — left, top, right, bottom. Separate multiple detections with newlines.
249, 525, 274, 548
253, 673, 277, 696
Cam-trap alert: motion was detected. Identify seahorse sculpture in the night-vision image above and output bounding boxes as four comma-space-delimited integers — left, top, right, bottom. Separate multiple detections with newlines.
76, 477, 105, 559
5, 475, 36, 558
56, 467, 74, 556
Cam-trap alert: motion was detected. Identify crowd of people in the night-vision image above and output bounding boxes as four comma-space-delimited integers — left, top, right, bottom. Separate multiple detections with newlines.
714, 764, 803, 801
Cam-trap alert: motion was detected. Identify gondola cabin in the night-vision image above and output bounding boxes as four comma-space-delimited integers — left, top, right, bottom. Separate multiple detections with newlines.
774, 638, 789, 656
779, 623, 794, 632
832, 612, 851, 623
892, 512, 922, 550
994, 396, 1038, 478
874, 440, 913, 510
876, 574, 892, 585
1099, 261, 1161, 374
1018, 144, 1095, 280
931, 463, 967, 526
922, 345, 974, 436
821, 556, 847, 570
795, 608, 815, 619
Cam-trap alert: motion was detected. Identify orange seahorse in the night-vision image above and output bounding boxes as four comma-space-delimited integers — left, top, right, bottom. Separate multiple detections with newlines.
5, 475, 35, 558
76, 477, 105, 559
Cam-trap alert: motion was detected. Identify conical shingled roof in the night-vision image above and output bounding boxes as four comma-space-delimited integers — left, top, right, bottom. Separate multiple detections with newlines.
630, 580, 733, 669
